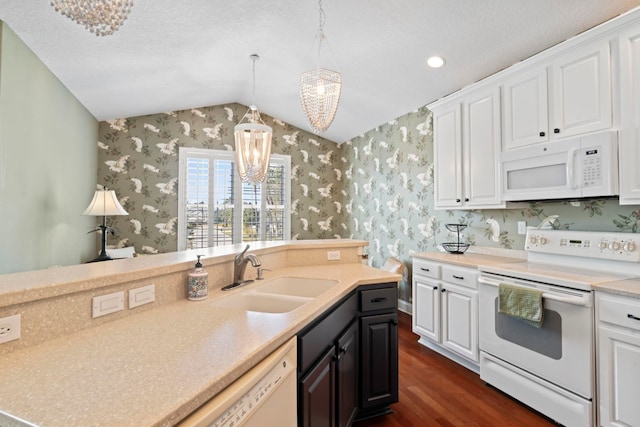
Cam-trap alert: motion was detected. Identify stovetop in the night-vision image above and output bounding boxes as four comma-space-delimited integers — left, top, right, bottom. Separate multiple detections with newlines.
479, 229, 640, 290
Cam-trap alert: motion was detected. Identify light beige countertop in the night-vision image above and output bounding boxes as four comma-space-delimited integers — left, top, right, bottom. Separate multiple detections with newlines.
594, 278, 640, 298
0, 263, 400, 427
412, 249, 640, 299
412, 251, 525, 269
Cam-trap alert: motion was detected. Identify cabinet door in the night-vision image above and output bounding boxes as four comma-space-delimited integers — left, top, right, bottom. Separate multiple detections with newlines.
502, 67, 549, 150
598, 325, 640, 427
441, 283, 478, 362
551, 42, 612, 139
336, 321, 358, 427
433, 103, 463, 209
463, 86, 504, 208
360, 313, 399, 410
301, 346, 336, 427
618, 28, 640, 204
412, 275, 440, 342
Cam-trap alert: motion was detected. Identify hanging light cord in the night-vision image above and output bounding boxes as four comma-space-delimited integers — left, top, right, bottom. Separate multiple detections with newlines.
251, 54, 257, 107
316, 0, 326, 68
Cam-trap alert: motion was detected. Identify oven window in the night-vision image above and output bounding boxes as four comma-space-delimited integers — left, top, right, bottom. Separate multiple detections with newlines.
494, 298, 562, 360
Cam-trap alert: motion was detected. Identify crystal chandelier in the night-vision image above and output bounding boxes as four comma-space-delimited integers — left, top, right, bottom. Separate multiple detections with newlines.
50, 0, 134, 36
300, 0, 342, 134
234, 54, 273, 184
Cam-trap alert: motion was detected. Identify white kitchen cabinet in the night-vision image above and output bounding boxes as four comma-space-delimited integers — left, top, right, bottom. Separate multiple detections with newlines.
618, 26, 640, 204
433, 86, 504, 210
413, 273, 441, 343
596, 292, 640, 427
433, 103, 463, 208
412, 258, 479, 370
441, 281, 477, 363
502, 67, 549, 149
503, 41, 612, 150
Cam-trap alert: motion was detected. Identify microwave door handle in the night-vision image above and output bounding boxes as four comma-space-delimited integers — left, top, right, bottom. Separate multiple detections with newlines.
567, 148, 577, 189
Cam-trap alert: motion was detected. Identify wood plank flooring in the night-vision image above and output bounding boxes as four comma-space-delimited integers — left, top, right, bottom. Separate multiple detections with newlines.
354, 311, 557, 427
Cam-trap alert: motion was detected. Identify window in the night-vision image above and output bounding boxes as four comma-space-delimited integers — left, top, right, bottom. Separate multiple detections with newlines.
178, 147, 291, 250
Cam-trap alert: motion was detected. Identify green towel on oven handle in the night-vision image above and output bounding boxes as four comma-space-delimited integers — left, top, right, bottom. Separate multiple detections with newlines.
498, 283, 544, 328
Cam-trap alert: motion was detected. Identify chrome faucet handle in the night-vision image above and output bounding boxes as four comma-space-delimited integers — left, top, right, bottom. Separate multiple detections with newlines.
256, 267, 271, 280
235, 244, 250, 263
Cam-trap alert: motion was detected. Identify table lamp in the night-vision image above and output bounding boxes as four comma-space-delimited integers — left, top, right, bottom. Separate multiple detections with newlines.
83, 188, 128, 262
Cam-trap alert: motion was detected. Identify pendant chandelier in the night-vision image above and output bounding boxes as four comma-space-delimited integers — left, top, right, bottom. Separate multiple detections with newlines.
300, 0, 342, 134
50, 0, 134, 36
234, 54, 273, 184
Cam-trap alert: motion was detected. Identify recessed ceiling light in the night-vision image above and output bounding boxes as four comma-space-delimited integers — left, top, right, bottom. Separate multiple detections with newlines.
427, 56, 445, 68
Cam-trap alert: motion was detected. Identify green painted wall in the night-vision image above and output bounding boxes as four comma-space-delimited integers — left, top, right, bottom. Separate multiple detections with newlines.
0, 22, 98, 274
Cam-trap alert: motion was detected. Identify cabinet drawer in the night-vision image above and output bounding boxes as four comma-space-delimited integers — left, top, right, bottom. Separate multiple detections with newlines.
413, 258, 441, 279
360, 287, 397, 312
442, 265, 478, 290
598, 293, 640, 332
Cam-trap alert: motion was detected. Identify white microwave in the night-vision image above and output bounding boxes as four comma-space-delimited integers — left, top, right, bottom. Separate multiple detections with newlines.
501, 131, 618, 201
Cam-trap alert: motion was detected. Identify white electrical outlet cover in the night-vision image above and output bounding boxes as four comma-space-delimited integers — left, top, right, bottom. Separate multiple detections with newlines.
0, 314, 21, 344
92, 292, 125, 318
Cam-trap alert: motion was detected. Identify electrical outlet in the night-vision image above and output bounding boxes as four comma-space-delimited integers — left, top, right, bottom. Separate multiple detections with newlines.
0, 314, 21, 344
518, 221, 527, 235
327, 250, 341, 261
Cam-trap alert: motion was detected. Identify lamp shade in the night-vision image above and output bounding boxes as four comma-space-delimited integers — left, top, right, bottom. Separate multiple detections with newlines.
83, 190, 128, 216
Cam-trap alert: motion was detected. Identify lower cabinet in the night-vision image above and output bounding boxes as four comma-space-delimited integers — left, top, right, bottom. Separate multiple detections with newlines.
359, 313, 398, 412
412, 257, 479, 370
298, 283, 398, 427
596, 292, 640, 427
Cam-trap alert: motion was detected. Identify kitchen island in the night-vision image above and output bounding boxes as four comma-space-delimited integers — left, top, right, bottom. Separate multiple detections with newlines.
0, 241, 401, 426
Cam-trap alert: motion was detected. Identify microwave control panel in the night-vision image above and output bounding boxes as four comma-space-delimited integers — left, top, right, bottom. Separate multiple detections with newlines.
582, 148, 602, 187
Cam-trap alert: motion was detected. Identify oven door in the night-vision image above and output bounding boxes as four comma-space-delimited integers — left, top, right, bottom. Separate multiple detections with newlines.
479, 272, 594, 399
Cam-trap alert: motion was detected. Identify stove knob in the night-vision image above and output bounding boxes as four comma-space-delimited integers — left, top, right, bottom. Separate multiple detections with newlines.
609, 241, 622, 252
529, 236, 538, 245
624, 241, 637, 253
539, 237, 547, 245
599, 240, 608, 250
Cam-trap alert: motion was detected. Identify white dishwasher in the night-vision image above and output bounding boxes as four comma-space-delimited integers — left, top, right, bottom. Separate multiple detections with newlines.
179, 336, 297, 427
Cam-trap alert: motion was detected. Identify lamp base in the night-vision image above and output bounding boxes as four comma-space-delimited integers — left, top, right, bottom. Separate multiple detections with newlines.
86, 252, 113, 263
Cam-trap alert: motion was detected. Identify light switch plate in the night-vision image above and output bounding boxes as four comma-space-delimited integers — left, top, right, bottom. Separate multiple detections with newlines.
129, 284, 155, 308
92, 291, 125, 318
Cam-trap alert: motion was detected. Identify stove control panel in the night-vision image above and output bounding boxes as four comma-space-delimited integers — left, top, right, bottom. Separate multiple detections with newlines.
525, 229, 640, 262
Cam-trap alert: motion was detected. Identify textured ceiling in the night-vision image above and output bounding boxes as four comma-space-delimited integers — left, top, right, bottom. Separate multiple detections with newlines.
2, 1, 640, 143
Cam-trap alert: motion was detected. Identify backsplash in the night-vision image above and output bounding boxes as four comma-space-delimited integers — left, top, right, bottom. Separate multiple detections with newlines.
98, 103, 640, 305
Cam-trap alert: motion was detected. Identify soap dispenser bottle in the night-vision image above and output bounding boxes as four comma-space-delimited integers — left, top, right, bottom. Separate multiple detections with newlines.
188, 255, 208, 301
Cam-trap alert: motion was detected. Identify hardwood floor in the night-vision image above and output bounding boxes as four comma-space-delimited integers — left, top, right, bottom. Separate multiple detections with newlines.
354, 311, 557, 427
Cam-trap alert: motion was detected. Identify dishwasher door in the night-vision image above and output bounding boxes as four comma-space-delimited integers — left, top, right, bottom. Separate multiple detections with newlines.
180, 336, 297, 427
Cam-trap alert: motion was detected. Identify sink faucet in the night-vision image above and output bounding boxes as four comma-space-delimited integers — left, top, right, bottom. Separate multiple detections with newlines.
222, 245, 262, 290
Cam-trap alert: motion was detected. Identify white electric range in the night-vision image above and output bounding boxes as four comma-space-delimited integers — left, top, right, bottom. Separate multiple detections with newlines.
478, 229, 640, 427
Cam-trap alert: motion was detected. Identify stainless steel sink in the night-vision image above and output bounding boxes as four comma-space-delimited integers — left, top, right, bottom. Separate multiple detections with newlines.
211, 276, 339, 314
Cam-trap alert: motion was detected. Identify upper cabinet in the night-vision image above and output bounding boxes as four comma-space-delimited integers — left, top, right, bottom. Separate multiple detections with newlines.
432, 86, 504, 210
618, 25, 640, 205
502, 41, 612, 151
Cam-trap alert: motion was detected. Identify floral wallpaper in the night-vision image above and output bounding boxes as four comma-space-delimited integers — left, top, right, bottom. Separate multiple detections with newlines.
97, 103, 345, 255
346, 107, 640, 303
98, 102, 640, 306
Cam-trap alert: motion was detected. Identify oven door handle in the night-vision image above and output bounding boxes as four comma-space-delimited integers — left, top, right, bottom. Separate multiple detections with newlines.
479, 276, 590, 307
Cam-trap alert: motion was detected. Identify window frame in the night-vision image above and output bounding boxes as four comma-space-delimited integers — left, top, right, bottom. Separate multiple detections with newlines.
177, 147, 291, 250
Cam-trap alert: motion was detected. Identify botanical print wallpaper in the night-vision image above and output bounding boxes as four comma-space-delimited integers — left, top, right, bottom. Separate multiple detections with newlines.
98, 101, 640, 306
97, 103, 345, 255
345, 107, 640, 303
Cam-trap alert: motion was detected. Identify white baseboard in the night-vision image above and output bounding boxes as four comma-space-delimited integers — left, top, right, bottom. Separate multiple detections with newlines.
398, 299, 412, 315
